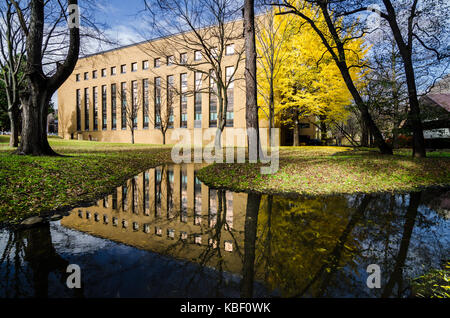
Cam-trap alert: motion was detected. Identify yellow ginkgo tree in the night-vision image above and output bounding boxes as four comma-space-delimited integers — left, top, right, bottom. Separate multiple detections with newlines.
257, 5, 369, 146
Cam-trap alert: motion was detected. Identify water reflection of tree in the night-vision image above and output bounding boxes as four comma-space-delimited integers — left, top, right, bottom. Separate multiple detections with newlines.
0, 223, 83, 298
381, 192, 421, 297
241, 193, 262, 297
158, 189, 247, 297
255, 194, 362, 297
254, 191, 433, 298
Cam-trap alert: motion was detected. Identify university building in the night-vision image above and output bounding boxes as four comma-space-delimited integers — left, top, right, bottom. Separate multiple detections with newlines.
57, 19, 319, 145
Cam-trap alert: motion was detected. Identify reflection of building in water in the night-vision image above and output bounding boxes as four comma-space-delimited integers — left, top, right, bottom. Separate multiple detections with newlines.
61, 163, 248, 274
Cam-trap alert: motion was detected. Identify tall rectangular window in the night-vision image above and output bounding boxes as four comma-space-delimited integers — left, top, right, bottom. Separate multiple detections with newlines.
144, 171, 150, 215
84, 87, 90, 131
131, 62, 137, 72
155, 167, 162, 217
167, 75, 174, 128
131, 80, 138, 129
194, 72, 202, 128
209, 70, 217, 127
194, 173, 202, 217
226, 191, 233, 229
226, 44, 235, 55
225, 66, 234, 127
143, 79, 149, 129
209, 189, 218, 228
180, 53, 187, 64
143, 60, 149, 70
155, 77, 161, 128
154, 58, 160, 68
122, 184, 128, 211
180, 73, 187, 128
93, 86, 98, 131
112, 189, 117, 210
102, 85, 107, 130
180, 168, 188, 222
111, 66, 116, 76
111, 84, 117, 130
76, 89, 81, 131
132, 177, 138, 214
194, 50, 202, 61
167, 168, 174, 218
121, 82, 127, 130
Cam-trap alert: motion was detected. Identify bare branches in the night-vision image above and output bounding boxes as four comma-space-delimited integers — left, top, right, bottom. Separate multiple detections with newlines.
141, 0, 244, 147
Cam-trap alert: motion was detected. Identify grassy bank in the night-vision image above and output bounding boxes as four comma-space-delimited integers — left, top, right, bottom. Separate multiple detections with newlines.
197, 146, 450, 195
2, 138, 449, 223
0, 136, 172, 224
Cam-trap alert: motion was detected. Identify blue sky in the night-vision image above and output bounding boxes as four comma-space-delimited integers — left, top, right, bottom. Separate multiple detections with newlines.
86, 0, 153, 50
54, 0, 149, 107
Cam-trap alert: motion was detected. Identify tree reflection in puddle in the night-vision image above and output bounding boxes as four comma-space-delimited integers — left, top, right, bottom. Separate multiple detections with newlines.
0, 163, 448, 298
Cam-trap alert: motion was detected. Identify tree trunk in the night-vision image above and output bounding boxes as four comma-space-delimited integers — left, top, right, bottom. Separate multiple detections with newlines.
319, 115, 327, 145
403, 58, 426, 157
244, 0, 260, 160
131, 129, 135, 144
16, 0, 80, 156
162, 131, 166, 145
214, 127, 222, 149
269, 90, 274, 147
360, 116, 368, 147
392, 127, 399, 149
293, 121, 299, 146
18, 90, 56, 156
8, 105, 20, 147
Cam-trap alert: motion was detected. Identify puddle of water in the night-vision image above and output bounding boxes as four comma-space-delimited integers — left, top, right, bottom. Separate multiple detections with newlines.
0, 163, 449, 298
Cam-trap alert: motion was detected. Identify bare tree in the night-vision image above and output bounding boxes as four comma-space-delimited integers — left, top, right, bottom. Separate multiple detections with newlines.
363, 39, 410, 149
143, 0, 244, 148
0, 1, 26, 147
116, 80, 142, 144
378, 0, 449, 157
8, 0, 80, 155
8, 0, 109, 155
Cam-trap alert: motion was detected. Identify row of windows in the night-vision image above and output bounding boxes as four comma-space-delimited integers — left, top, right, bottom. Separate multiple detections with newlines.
86, 168, 232, 228
75, 44, 236, 82
76, 209, 233, 251
76, 69, 234, 131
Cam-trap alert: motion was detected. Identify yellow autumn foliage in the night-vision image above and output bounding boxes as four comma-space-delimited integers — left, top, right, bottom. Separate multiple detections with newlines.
257, 4, 369, 128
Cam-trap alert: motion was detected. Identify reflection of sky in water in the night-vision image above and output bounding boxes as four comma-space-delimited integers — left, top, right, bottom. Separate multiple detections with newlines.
48, 222, 271, 298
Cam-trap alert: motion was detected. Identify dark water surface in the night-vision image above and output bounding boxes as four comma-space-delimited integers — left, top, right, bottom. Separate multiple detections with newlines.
0, 163, 449, 298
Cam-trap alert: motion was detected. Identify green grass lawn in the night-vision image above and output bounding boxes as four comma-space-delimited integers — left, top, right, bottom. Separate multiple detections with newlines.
1, 136, 449, 224
197, 146, 450, 196
0, 136, 172, 224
